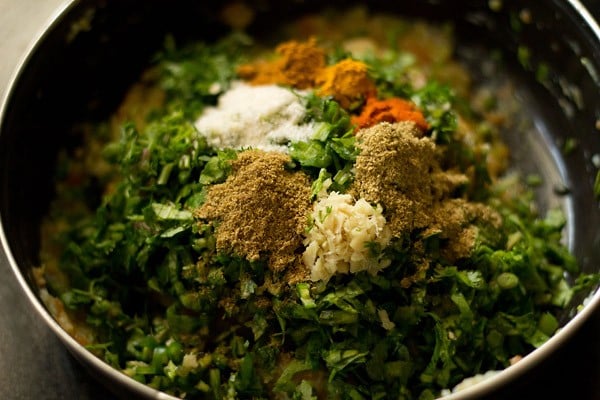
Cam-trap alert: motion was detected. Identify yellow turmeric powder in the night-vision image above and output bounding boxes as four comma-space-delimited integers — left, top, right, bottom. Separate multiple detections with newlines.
316, 59, 376, 109
236, 37, 326, 89
352, 96, 429, 131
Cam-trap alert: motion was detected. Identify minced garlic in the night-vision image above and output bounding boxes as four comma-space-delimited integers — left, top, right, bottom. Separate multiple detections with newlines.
302, 191, 392, 282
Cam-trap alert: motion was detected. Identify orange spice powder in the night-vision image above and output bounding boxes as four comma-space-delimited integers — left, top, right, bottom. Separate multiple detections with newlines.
351, 97, 429, 131
236, 37, 326, 89
237, 40, 377, 110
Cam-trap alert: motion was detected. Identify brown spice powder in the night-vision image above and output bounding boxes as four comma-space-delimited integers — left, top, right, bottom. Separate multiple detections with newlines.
195, 150, 312, 277
428, 199, 501, 261
352, 121, 439, 235
236, 37, 326, 89
352, 121, 501, 264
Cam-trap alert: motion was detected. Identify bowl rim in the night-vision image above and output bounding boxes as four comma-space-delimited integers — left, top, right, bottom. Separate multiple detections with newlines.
0, 1, 179, 398
0, 0, 598, 399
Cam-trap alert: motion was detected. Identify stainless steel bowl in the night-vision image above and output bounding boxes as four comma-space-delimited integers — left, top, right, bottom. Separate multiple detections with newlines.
1, 1, 599, 399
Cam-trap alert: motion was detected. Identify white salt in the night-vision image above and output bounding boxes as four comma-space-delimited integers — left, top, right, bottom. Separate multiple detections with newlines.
194, 82, 316, 152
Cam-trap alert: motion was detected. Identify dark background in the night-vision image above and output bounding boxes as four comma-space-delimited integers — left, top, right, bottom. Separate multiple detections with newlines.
0, 1, 599, 399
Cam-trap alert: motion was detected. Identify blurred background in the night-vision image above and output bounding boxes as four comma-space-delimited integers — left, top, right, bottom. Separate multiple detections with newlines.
0, 1, 598, 399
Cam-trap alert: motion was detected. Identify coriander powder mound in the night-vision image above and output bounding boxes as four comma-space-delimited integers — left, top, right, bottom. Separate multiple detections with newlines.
195, 150, 312, 275
352, 121, 502, 261
352, 121, 440, 236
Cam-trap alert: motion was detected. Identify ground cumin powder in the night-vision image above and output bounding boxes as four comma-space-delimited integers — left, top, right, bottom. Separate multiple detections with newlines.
352, 121, 440, 235
352, 121, 501, 266
195, 150, 312, 276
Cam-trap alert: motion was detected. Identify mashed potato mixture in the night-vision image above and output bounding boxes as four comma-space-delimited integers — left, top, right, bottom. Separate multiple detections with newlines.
37, 6, 599, 400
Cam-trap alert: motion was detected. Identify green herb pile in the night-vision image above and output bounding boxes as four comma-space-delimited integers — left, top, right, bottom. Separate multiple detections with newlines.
40, 28, 599, 400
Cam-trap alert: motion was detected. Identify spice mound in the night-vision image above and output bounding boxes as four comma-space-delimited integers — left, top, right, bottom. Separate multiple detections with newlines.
351, 121, 501, 265
195, 150, 312, 274
237, 37, 326, 89
353, 122, 443, 234
352, 97, 429, 131
238, 38, 374, 108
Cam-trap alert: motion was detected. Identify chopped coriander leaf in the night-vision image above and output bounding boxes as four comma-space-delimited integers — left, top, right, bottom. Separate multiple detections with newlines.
290, 93, 357, 192
411, 82, 458, 144
156, 33, 252, 119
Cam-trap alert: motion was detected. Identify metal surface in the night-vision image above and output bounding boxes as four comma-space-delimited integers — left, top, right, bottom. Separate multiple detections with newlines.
0, 1, 599, 399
